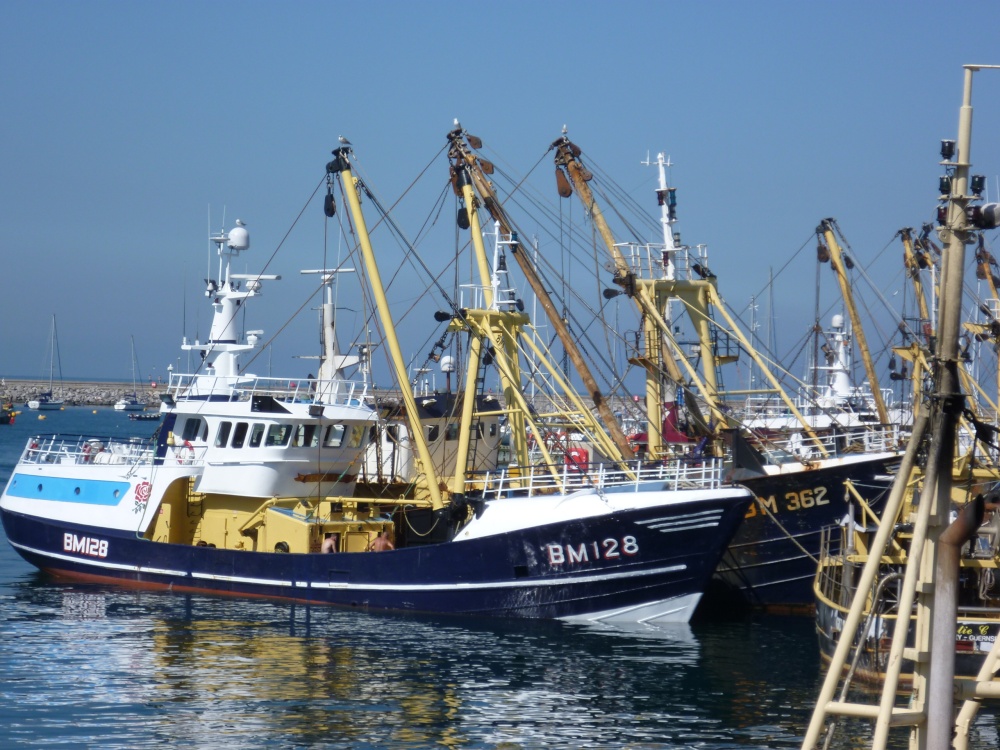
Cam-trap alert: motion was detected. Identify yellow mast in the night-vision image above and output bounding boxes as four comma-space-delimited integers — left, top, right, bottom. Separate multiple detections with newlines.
448, 127, 634, 463
326, 148, 446, 511
553, 138, 712, 456
895, 227, 934, 422
816, 220, 890, 426
551, 135, 825, 455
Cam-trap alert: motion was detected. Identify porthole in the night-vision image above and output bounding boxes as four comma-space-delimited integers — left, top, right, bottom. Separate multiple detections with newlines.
113, 489, 121, 498
74, 487, 81, 495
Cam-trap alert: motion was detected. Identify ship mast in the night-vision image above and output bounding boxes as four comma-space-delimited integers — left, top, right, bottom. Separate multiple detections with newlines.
815, 219, 890, 425
326, 147, 446, 511
448, 126, 634, 463
551, 134, 826, 456
802, 63, 1000, 750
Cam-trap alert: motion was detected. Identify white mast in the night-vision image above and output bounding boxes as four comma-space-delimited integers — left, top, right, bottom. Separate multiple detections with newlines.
181, 220, 280, 397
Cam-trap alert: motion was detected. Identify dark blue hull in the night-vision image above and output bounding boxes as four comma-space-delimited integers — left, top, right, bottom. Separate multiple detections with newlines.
1, 491, 750, 620
706, 453, 899, 612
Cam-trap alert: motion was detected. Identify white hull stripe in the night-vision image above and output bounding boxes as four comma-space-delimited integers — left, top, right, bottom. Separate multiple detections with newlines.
10, 539, 686, 592
635, 509, 723, 533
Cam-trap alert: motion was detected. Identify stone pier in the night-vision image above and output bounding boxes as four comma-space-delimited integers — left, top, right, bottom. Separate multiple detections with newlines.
1, 379, 163, 408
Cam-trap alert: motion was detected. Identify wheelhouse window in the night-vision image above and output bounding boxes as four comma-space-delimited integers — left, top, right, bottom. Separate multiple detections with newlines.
294, 424, 319, 448
265, 424, 292, 447
323, 424, 346, 448
445, 423, 459, 441
249, 423, 265, 448
232, 422, 249, 448
215, 421, 233, 448
346, 425, 364, 448
180, 418, 205, 442
426, 425, 440, 442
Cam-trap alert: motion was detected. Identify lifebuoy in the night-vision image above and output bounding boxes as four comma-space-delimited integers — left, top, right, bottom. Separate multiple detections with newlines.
178, 440, 195, 465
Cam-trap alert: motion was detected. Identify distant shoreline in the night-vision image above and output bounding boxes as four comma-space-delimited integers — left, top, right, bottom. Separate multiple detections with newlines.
2, 378, 163, 408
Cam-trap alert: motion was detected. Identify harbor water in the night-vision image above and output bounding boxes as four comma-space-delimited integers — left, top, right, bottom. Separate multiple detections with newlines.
1, 409, 996, 748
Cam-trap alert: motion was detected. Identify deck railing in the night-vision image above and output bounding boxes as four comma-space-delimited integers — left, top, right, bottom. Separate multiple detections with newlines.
165, 373, 368, 407
470, 457, 726, 499
19, 434, 157, 466
754, 424, 904, 463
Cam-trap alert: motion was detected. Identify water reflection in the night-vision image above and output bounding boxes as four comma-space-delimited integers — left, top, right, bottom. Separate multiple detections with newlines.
1, 576, 998, 748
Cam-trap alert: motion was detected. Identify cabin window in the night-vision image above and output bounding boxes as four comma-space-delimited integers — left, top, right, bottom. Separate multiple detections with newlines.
215, 421, 233, 448
265, 424, 292, 447
369, 425, 378, 444
249, 423, 265, 448
426, 425, 439, 442
445, 424, 459, 441
489, 423, 497, 437
346, 425, 364, 448
294, 424, 319, 448
323, 424, 346, 448
476, 423, 485, 438
180, 418, 204, 442
232, 422, 249, 448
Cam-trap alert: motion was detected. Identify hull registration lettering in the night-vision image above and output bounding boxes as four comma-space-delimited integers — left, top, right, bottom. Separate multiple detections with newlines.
63, 533, 108, 558
546, 536, 638, 565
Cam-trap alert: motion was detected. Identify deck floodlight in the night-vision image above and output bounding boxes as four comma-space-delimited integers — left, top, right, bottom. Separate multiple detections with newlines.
433, 310, 452, 322
308, 404, 325, 418
941, 139, 956, 160
973, 203, 1000, 230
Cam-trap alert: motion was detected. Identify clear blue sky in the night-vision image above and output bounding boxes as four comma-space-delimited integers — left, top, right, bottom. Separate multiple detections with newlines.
3, 1, 1000, 389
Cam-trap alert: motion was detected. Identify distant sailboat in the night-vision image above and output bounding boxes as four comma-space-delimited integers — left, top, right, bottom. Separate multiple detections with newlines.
114, 336, 146, 411
26, 316, 65, 411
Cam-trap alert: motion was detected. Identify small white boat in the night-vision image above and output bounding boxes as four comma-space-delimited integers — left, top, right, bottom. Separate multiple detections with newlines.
114, 336, 146, 411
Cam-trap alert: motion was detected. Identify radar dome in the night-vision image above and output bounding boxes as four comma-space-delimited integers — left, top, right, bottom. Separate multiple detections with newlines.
228, 224, 250, 251
831, 314, 844, 329
439, 355, 456, 373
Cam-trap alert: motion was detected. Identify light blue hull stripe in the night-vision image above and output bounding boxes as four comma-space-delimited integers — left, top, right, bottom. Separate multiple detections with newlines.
6, 473, 130, 506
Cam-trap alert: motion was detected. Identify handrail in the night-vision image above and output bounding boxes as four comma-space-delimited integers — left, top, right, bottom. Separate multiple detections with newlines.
165, 372, 368, 406
471, 458, 726, 499
19, 433, 156, 466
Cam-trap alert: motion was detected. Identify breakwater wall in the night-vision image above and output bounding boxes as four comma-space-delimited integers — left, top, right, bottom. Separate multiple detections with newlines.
2, 380, 163, 408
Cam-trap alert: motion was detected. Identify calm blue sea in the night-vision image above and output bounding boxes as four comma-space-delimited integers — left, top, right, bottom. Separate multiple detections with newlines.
0, 408, 996, 748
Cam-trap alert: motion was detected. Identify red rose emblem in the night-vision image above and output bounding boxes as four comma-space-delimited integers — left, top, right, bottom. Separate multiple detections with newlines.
134, 481, 152, 504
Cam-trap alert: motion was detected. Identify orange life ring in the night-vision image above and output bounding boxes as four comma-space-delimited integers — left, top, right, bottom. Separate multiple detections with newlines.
178, 440, 195, 465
